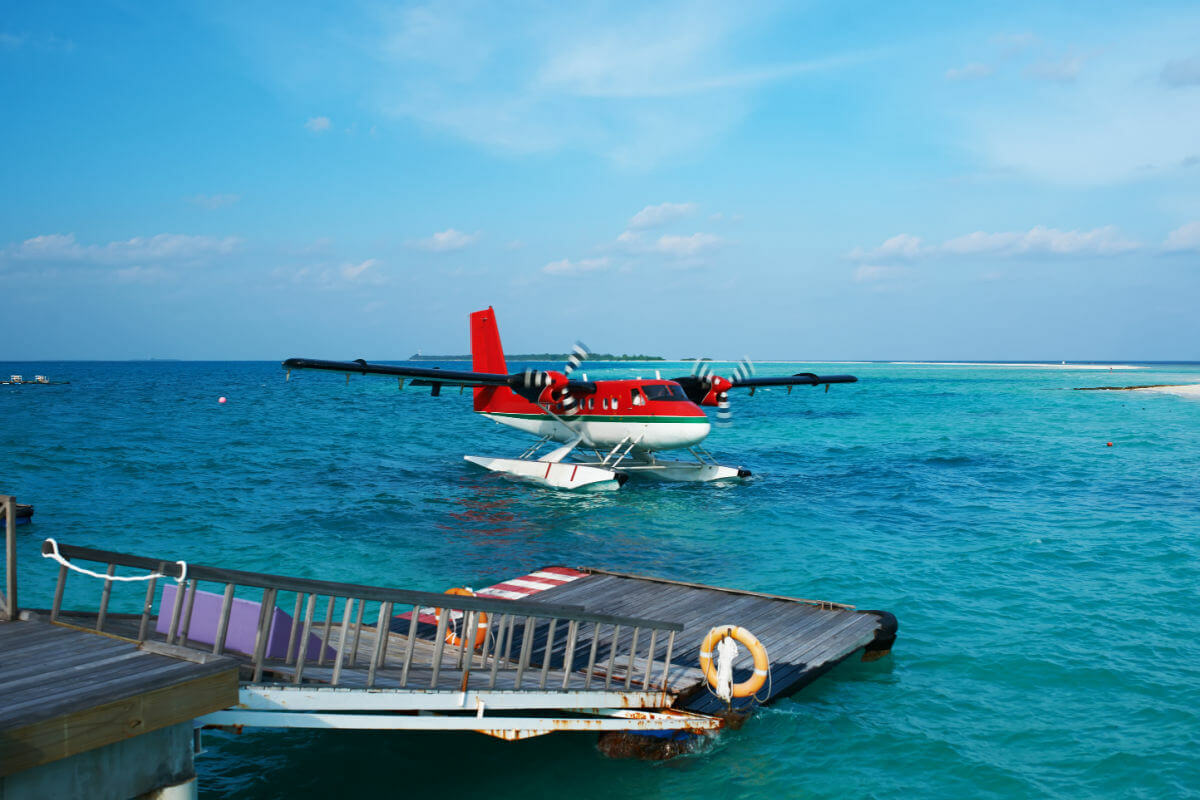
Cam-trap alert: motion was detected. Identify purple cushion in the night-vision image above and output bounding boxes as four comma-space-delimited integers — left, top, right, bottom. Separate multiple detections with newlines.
156, 584, 335, 661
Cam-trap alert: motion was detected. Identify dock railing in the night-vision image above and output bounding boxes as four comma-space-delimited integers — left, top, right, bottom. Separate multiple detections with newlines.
42, 541, 684, 694
1, 496, 16, 621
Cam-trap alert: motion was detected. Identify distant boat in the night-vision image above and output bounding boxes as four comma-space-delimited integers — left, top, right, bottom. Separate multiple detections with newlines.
2, 375, 69, 385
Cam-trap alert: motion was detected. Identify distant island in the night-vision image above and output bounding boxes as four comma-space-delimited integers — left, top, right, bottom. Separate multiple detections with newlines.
409, 353, 665, 361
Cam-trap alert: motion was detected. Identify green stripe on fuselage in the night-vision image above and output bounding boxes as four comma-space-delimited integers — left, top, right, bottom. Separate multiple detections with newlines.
482, 411, 709, 424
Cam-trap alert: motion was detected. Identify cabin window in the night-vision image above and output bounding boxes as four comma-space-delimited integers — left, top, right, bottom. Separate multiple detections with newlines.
611, 397, 619, 411
601, 398, 609, 410
644, 384, 688, 401
631, 389, 646, 406
587, 397, 594, 410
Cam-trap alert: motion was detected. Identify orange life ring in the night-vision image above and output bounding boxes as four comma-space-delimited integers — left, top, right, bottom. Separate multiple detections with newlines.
437, 587, 489, 650
698, 625, 769, 699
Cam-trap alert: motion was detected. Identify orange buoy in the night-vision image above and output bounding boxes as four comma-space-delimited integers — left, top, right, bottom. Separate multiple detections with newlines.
698, 625, 770, 699
436, 587, 489, 650
1107, 442, 1113, 447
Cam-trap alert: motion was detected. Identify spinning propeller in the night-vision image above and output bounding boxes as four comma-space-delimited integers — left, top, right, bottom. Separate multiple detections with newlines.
511, 341, 592, 416
682, 358, 756, 427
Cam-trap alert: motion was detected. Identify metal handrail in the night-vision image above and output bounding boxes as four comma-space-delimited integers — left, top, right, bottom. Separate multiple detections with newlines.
42, 540, 682, 693
44, 541, 683, 632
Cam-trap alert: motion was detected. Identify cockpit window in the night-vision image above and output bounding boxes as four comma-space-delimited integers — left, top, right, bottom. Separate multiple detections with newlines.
643, 383, 689, 401
631, 389, 646, 406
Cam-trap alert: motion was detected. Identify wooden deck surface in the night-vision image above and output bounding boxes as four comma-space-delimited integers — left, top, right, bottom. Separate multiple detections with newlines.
42, 568, 890, 715
525, 570, 888, 713
0, 618, 239, 776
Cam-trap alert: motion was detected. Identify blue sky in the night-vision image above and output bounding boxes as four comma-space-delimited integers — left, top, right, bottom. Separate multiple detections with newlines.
3, 1, 1199, 360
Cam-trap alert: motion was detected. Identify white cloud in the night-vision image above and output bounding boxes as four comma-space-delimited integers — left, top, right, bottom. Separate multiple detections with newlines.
1164, 221, 1200, 251
946, 63, 994, 81
543, 257, 609, 275
1161, 55, 1200, 88
340, 258, 379, 280
850, 233, 924, 261
305, 116, 332, 133
408, 228, 480, 252
854, 265, 908, 283
628, 201, 698, 229
612, 229, 723, 261
851, 226, 1140, 261
5, 232, 240, 264
216, 5, 864, 166
963, 28, 1200, 184
272, 257, 386, 289
188, 193, 241, 210
1024, 54, 1086, 83
652, 233, 721, 257
942, 225, 1138, 256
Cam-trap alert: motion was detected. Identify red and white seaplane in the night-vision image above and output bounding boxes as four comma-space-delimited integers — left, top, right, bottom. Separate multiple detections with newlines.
283, 308, 856, 490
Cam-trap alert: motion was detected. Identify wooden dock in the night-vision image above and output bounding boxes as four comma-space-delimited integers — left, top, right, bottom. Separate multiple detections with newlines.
8, 537, 896, 762
0, 617, 238, 778
512, 568, 895, 715
389, 566, 896, 716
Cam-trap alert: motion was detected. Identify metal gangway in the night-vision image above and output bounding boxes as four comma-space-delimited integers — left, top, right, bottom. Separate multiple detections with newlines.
38, 540, 720, 739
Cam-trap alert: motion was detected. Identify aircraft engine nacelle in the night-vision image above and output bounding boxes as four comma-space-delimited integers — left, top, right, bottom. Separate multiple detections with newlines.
507, 368, 570, 405
699, 375, 733, 406
537, 373, 569, 406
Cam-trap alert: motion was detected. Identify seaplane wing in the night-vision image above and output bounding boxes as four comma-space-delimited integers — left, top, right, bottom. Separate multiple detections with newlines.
281, 357, 598, 396
670, 368, 857, 404
283, 357, 508, 387
729, 372, 858, 389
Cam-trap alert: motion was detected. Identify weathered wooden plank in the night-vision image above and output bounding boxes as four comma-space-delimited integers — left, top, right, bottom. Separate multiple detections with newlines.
0, 620, 86, 651
1, 658, 209, 726
0, 650, 148, 694
0, 666, 237, 777
770, 613, 873, 666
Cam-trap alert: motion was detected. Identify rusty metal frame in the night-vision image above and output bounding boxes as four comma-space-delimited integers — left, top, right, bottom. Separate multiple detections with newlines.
198, 707, 722, 735
232, 684, 678, 712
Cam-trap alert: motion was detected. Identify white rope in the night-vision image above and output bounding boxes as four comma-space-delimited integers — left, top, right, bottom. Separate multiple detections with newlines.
714, 636, 738, 701
752, 639, 774, 704
42, 538, 187, 585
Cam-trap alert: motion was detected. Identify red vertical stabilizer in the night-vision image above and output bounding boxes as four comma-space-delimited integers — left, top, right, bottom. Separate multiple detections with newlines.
471, 307, 510, 411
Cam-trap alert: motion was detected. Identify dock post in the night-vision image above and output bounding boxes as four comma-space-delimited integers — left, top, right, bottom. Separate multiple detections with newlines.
1, 495, 15, 621
138, 566, 162, 641
96, 564, 116, 632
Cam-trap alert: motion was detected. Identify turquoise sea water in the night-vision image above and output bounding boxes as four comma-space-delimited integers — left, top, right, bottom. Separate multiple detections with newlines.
4, 360, 1200, 798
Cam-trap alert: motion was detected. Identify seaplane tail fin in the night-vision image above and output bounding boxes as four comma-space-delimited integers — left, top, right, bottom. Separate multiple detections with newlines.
470, 307, 509, 411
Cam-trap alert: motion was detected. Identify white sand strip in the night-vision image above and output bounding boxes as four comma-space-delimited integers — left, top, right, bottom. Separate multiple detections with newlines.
888, 362, 1143, 370
1135, 384, 1200, 397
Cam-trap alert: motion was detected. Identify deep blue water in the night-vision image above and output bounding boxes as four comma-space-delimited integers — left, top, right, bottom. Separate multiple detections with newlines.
4, 360, 1200, 798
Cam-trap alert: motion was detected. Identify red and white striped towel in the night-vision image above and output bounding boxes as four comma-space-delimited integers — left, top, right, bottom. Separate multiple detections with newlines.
405, 567, 586, 625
